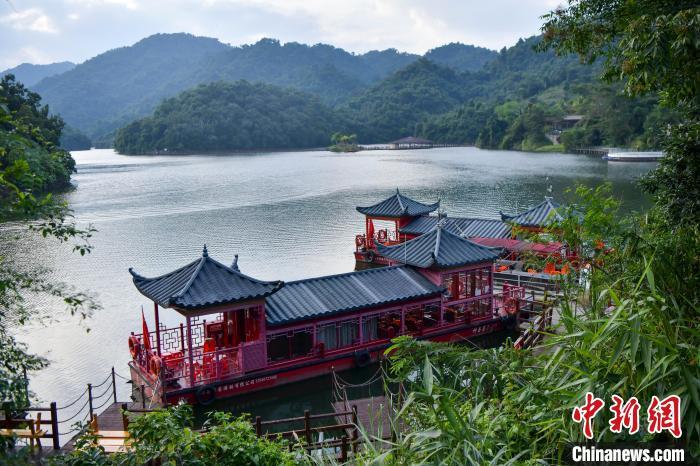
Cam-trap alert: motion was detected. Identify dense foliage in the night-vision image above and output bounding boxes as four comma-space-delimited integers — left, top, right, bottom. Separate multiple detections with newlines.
0, 75, 97, 454
33, 34, 498, 142
423, 43, 498, 72
49, 404, 299, 466
364, 35, 674, 149
60, 126, 92, 151
372, 185, 699, 464
113, 81, 345, 153
361, 2, 700, 464
0, 75, 74, 204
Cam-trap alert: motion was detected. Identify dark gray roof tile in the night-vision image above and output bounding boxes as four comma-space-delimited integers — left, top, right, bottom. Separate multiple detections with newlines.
500, 197, 563, 228
356, 189, 439, 218
400, 216, 511, 238
265, 265, 442, 326
130, 246, 283, 310
378, 225, 499, 268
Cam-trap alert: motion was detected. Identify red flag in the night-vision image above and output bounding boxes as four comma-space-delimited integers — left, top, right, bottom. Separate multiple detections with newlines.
141, 308, 152, 353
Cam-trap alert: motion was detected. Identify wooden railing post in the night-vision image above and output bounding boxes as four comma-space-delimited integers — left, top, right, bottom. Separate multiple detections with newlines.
341, 435, 348, 462
111, 367, 118, 403
121, 403, 129, 430
255, 416, 262, 437
351, 405, 359, 453
50, 401, 59, 450
87, 383, 94, 418
304, 410, 311, 444
179, 323, 185, 351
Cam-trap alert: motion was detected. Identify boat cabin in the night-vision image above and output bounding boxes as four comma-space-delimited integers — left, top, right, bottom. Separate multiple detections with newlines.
354, 189, 439, 263
128, 233, 524, 405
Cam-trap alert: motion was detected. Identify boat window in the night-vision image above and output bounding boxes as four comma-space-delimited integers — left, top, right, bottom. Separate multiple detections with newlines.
316, 318, 360, 351
471, 299, 492, 320
404, 306, 422, 333
377, 311, 401, 339
266, 333, 289, 362
444, 303, 466, 323
339, 319, 359, 347
290, 328, 313, 358
423, 303, 441, 328
362, 314, 380, 342
317, 323, 338, 351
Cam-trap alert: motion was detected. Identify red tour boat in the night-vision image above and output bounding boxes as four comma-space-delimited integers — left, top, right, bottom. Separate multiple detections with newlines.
127, 195, 527, 406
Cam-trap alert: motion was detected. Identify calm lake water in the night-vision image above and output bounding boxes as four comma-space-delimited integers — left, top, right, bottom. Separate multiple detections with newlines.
2, 147, 654, 426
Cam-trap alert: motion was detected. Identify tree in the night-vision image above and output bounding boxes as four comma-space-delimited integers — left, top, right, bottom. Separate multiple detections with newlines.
1, 76, 98, 454
49, 405, 299, 465
540, 0, 700, 225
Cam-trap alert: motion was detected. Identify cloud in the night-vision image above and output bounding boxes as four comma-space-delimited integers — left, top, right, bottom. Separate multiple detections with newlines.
1, 0, 560, 69
66, 0, 141, 10
0, 7, 59, 33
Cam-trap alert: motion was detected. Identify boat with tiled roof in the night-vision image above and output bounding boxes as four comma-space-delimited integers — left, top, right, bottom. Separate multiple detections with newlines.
127, 238, 526, 405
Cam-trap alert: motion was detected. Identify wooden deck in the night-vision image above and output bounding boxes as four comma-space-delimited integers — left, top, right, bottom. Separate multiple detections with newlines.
333, 396, 394, 440
62, 402, 149, 451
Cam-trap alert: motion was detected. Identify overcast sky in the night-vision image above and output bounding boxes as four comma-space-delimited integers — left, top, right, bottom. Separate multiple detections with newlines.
1, 0, 560, 70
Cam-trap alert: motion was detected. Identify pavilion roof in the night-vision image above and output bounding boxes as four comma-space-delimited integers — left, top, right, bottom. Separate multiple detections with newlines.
500, 197, 564, 228
129, 246, 283, 311
377, 223, 499, 269
356, 189, 440, 218
400, 215, 511, 239
265, 265, 442, 326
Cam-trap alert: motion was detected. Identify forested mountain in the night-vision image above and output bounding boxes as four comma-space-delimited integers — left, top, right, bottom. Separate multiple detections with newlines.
33, 31, 669, 153
350, 36, 673, 149
30, 34, 500, 144
1, 62, 75, 87
344, 59, 470, 142
424, 43, 498, 72
29, 35, 413, 141
33, 34, 229, 142
113, 81, 345, 153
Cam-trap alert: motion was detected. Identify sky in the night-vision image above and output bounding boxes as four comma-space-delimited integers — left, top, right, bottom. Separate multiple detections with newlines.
1, 0, 561, 70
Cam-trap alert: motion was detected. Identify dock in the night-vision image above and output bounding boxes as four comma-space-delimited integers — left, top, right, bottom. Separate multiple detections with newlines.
332, 396, 394, 440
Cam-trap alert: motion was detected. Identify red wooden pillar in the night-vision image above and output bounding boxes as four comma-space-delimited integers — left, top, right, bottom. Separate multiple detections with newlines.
451, 272, 460, 299
154, 301, 161, 356
489, 264, 495, 314
186, 316, 195, 387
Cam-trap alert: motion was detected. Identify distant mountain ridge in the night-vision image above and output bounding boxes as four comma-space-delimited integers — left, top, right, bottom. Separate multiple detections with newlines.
1, 62, 75, 87
108, 33, 670, 154
28, 33, 498, 142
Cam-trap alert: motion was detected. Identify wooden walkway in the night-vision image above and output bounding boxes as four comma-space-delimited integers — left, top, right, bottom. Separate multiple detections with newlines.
333, 396, 393, 440
62, 402, 148, 451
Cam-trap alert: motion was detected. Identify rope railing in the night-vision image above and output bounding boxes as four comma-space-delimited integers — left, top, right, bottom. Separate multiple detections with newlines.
56, 387, 89, 411
93, 395, 114, 412
92, 381, 114, 401
56, 398, 90, 424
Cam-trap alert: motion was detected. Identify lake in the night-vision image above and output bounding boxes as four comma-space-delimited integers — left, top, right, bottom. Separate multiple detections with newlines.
2, 147, 654, 428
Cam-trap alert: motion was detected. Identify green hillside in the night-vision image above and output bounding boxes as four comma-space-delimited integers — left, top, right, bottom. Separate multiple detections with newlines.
350, 36, 674, 149
1, 62, 75, 87
113, 81, 345, 153
0, 75, 75, 213
424, 43, 498, 72
31, 35, 500, 144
